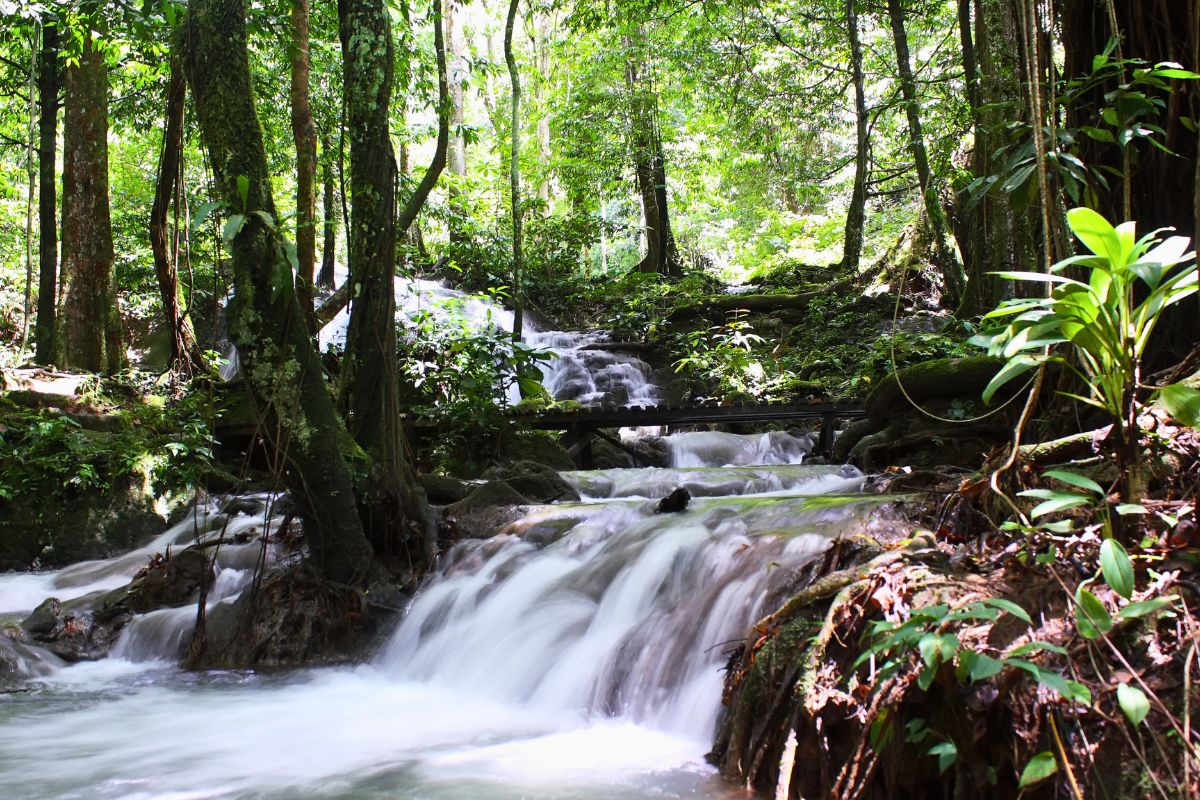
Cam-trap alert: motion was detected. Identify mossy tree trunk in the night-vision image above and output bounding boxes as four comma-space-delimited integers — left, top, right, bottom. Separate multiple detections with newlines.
290, 0, 318, 331
625, 31, 680, 277
841, 0, 869, 273
505, 0, 525, 339
337, 0, 441, 566
957, 0, 1038, 317
184, 0, 375, 585
885, 0, 966, 309
149, 56, 204, 374
56, 28, 122, 374
34, 22, 58, 366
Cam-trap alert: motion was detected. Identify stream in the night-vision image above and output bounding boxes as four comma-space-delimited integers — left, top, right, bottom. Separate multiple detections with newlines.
0, 281, 890, 799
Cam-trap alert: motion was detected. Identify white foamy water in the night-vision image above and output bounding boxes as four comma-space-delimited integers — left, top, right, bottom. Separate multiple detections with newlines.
0, 325, 878, 799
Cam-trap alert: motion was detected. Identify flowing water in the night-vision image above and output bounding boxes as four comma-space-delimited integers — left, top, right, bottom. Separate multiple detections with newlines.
0, 286, 891, 798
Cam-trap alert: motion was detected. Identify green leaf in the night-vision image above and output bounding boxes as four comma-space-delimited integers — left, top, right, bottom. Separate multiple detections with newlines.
1116, 682, 1150, 726
221, 214, 246, 243
1019, 752, 1059, 788
1007, 640, 1068, 658
1157, 383, 1200, 428
1115, 504, 1148, 516
236, 175, 250, 211
979, 598, 1034, 626
1117, 596, 1177, 621
981, 354, 1041, 404
1074, 587, 1112, 639
1067, 206, 1124, 266
968, 653, 1005, 682
1042, 469, 1105, 496
928, 741, 958, 774
918, 634, 959, 669
1099, 539, 1135, 599
1018, 489, 1093, 518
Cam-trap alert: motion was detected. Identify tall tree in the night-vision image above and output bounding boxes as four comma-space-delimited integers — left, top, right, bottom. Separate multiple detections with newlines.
148, 57, 203, 373
337, 0, 444, 563
184, 0, 375, 584
56, 27, 122, 373
446, 0, 468, 244
841, 0, 869, 272
317, 135, 337, 288
505, 0, 525, 339
291, 0, 318, 329
885, 0, 965, 308
33, 21, 59, 365
624, 31, 679, 276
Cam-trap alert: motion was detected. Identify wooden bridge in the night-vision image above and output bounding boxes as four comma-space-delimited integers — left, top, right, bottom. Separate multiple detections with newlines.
217, 397, 866, 468
506, 400, 867, 467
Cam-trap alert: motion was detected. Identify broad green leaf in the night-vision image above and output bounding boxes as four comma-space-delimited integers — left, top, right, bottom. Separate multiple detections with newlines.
1018, 489, 1092, 518
982, 355, 1041, 404
918, 634, 959, 669
221, 214, 246, 243
236, 175, 250, 211
1019, 752, 1058, 788
1117, 596, 1177, 621
1115, 504, 1148, 516
979, 598, 1033, 626
1043, 469, 1105, 496
928, 741, 957, 774
1116, 682, 1150, 726
1157, 383, 1200, 428
968, 653, 1005, 682
1099, 539, 1135, 599
1007, 640, 1068, 658
1068, 207, 1123, 266
1074, 587, 1112, 639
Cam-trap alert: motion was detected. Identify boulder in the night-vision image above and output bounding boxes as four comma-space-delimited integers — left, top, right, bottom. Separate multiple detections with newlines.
419, 473, 473, 505
866, 356, 1003, 424
481, 461, 580, 503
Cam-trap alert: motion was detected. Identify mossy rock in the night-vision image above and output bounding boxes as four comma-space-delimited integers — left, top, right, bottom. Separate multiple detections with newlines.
449, 480, 530, 514
419, 473, 473, 505
500, 431, 575, 472
0, 479, 168, 571
866, 356, 1003, 423
481, 461, 580, 503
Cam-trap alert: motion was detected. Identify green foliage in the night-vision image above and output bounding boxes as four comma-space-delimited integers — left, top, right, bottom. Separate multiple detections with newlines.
0, 377, 218, 503
972, 208, 1197, 501
672, 316, 765, 399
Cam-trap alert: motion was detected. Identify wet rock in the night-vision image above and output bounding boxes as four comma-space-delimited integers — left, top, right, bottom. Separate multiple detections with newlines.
20, 598, 121, 662
0, 478, 170, 572
185, 564, 368, 670
0, 634, 63, 685
450, 480, 530, 513
19, 546, 215, 662
419, 473, 472, 505
96, 546, 215, 619
656, 487, 690, 514
482, 461, 580, 504
500, 431, 576, 472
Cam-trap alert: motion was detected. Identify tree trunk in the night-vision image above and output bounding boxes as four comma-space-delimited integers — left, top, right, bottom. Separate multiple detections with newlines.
34, 22, 58, 365
446, 0, 468, 244
506, 0, 525, 340
318, 137, 337, 288
535, 11, 552, 205
56, 29, 122, 374
338, 0, 442, 566
625, 33, 679, 277
337, 0, 402, 470
841, 0, 869, 272
291, 0, 318, 331
957, 0, 1038, 317
885, 0, 966, 308
149, 57, 204, 374
184, 0, 375, 585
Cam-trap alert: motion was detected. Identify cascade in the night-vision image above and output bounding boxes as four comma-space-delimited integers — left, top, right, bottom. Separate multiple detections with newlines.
0, 331, 887, 799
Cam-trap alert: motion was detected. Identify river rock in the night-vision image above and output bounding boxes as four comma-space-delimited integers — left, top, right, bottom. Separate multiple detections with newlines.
419, 473, 473, 505
481, 461, 581, 504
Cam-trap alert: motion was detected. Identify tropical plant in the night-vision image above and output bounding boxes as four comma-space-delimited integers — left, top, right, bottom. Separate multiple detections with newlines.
970, 207, 1199, 503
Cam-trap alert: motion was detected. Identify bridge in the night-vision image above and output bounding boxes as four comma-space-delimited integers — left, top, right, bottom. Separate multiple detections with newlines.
506, 400, 867, 468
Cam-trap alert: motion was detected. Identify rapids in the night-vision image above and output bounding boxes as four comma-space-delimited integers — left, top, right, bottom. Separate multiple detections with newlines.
0, 294, 887, 799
